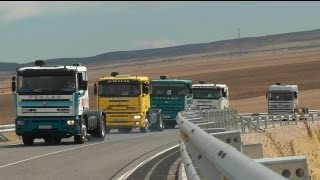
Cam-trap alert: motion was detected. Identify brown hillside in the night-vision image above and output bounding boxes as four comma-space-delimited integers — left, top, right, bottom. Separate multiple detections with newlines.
1, 48, 320, 124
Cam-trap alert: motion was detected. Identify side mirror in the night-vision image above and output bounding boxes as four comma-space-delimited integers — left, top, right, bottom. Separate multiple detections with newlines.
222, 91, 227, 98
294, 92, 298, 99
81, 81, 88, 91
143, 86, 149, 95
94, 83, 97, 95
266, 92, 268, 99
11, 81, 16, 92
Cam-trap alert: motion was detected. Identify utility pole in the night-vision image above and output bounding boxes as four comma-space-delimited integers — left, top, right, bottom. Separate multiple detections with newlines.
238, 28, 241, 38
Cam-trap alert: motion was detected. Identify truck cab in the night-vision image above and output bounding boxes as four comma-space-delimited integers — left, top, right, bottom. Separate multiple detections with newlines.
192, 81, 229, 110
150, 76, 193, 129
12, 60, 106, 145
266, 83, 298, 115
94, 72, 151, 133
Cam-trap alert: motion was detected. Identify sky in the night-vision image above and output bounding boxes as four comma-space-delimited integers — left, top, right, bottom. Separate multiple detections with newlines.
1, 1, 320, 63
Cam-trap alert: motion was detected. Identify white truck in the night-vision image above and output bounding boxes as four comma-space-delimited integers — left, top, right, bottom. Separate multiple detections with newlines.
192, 81, 229, 110
266, 83, 308, 117
12, 60, 106, 145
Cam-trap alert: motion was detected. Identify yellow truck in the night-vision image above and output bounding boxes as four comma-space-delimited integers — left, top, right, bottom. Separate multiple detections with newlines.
94, 72, 151, 133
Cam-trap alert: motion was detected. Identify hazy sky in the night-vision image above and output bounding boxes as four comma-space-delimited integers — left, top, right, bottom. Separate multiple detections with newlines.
1, 1, 320, 63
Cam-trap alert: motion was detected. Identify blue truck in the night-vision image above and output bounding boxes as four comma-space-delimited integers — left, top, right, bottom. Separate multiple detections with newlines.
12, 60, 106, 145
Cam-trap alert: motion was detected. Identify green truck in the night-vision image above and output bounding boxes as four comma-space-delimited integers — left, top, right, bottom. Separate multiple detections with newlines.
150, 76, 193, 128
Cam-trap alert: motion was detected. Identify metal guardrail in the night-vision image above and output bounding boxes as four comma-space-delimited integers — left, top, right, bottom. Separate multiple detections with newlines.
177, 109, 310, 180
177, 112, 287, 180
238, 110, 320, 133
0, 124, 15, 133
0, 124, 15, 142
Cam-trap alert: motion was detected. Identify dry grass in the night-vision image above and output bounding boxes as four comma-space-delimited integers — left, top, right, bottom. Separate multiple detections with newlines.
241, 121, 320, 179
304, 118, 313, 138
315, 124, 320, 143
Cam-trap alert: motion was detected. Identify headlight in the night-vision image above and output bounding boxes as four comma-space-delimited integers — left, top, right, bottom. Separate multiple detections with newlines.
67, 120, 75, 125
135, 122, 140, 125
17, 120, 25, 125
134, 115, 142, 119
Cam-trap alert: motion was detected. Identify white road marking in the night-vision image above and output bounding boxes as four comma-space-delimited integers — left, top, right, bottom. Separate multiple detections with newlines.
117, 144, 179, 180
0, 141, 105, 169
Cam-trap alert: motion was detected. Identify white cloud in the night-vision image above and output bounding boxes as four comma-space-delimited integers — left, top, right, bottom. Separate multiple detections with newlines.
0, 1, 188, 23
135, 39, 178, 49
0, 2, 40, 22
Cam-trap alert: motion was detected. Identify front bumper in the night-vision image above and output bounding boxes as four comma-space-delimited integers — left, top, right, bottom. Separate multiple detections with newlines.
15, 116, 81, 137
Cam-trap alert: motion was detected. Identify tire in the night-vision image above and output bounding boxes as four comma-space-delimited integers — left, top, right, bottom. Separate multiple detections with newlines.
44, 137, 53, 144
159, 120, 164, 131
140, 127, 147, 133
164, 121, 169, 129
74, 120, 86, 144
53, 137, 62, 144
140, 123, 149, 133
93, 114, 106, 140
22, 135, 35, 146
169, 121, 176, 129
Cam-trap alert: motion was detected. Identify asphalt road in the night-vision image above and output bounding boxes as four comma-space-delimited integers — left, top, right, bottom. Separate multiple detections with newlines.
0, 129, 180, 180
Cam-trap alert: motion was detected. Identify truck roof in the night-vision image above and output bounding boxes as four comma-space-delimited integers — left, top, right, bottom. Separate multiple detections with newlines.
99, 75, 149, 82
151, 79, 192, 84
18, 65, 87, 72
268, 84, 298, 92
192, 83, 227, 89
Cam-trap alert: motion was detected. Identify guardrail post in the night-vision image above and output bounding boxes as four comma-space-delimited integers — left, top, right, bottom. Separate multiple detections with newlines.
311, 113, 314, 123
294, 114, 298, 125
284, 114, 290, 125
277, 115, 283, 126
254, 116, 260, 131
239, 116, 246, 133
262, 116, 268, 129
271, 116, 275, 128
248, 118, 253, 133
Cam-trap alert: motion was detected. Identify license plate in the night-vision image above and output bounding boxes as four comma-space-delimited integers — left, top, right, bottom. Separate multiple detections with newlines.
39, 125, 52, 129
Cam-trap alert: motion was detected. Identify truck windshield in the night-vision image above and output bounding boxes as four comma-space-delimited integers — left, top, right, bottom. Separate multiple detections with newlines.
151, 83, 189, 96
193, 88, 221, 99
98, 84, 141, 97
269, 92, 293, 100
17, 75, 76, 94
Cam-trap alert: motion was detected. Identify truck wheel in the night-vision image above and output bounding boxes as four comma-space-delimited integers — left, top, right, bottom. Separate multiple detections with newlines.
74, 121, 86, 144
140, 127, 147, 133
140, 124, 149, 133
94, 114, 106, 140
44, 137, 53, 144
22, 135, 35, 146
158, 120, 164, 131
53, 137, 62, 144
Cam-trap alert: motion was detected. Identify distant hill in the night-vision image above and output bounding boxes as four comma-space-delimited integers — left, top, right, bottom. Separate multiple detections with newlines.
2, 28, 320, 72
